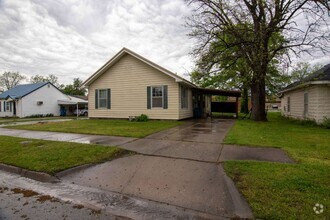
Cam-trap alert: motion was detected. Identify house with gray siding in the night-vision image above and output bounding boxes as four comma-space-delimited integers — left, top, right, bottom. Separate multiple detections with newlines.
279, 63, 330, 124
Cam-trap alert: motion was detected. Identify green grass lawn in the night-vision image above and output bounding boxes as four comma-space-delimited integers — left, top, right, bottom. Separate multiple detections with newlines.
223, 112, 330, 219
7, 119, 183, 138
0, 136, 128, 174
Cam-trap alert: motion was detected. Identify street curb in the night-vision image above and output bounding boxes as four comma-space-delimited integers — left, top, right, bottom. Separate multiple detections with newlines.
223, 174, 253, 219
55, 163, 95, 178
0, 163, 60, 183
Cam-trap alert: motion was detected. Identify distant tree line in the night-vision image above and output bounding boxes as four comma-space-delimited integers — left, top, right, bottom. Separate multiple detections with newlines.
0, 72, 86, 96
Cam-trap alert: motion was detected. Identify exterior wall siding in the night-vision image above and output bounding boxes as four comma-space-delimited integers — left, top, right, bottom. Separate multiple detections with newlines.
88, 54, 181, 120
20, 84, 69, 117
314, 85, 330, 123
281, 85, 330, 123
178, 86, 193, 120
0, 100, 14, 117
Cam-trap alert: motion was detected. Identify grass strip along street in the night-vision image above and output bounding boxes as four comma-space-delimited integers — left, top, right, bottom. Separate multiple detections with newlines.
0, 136, 129, 175
224, 112, 330, 219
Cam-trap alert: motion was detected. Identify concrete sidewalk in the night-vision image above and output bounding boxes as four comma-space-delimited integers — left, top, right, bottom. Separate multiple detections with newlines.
0, 127, 136, 146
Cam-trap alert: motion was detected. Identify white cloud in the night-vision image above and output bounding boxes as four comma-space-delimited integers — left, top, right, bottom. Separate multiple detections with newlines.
0, 0, 328, 86
0, 0, 195, 84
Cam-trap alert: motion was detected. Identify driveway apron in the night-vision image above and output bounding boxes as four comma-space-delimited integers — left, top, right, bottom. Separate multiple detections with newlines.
61, 119, 253, 219
119, 119, 235, 162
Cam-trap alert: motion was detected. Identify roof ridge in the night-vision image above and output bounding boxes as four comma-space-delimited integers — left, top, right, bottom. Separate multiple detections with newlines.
280, 63, 330, 93
82, 47, 196, 88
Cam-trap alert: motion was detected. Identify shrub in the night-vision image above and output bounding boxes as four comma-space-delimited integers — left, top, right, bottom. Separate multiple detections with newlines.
25, 114, 44, 118
45, 113, 54, 117
321, 117, 330, 129
135, 114, 149, 122
281, 115, 317, 127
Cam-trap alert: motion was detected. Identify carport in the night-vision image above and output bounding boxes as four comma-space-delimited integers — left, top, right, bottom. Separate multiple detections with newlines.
57, 96, 88, 116
192, 88, 241, 118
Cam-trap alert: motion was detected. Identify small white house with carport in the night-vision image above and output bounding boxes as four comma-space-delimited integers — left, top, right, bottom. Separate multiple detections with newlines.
0, 82, 87, 118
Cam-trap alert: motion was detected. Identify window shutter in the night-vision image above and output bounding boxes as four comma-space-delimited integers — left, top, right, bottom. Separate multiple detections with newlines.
107, 89, 111, 109
4, 101, 6, 112
95, 89, 98, 109
147, 86, 151, 109
163, 85, 168, 109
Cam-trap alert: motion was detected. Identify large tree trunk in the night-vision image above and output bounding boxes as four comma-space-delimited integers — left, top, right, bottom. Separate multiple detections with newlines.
250, 76, 267, 121
240, 87, 249, 114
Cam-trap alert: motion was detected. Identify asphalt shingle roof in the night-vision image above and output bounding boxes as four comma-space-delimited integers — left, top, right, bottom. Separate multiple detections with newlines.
282, 63, 330, 91
0, 82, 48, 100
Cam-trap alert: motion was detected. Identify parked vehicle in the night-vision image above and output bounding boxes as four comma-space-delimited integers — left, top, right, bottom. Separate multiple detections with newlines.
74, 109, 88, 116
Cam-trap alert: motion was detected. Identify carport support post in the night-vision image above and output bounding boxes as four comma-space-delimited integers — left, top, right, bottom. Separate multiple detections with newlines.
76, 103, 78, 119
236, 97, 239, 118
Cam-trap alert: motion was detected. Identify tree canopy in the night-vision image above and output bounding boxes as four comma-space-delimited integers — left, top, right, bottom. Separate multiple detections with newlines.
187, 0, 330, 121
0, 71, 26, 91
289, 62, 323, 83
61, 78, 86, 96
30, 74, 61, 87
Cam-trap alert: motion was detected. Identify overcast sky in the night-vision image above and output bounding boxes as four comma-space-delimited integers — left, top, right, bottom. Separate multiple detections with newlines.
0, 0, 329, 85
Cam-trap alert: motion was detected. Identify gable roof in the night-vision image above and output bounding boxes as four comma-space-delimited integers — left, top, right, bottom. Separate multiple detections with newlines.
82, 47, 196, 88
280, 63, 330, 94
0, 82, 49, 100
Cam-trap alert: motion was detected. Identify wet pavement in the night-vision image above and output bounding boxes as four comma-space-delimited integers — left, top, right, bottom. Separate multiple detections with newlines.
0, 128, 136, 146
220, 145, 295, 163
145, 118, 234, 143
0, 171, 223, 220
0, 186, 118, 220
61, 154, 252, 218
0, 118, 295, 219
119, 119, 235, 162
0, 118, 74, 127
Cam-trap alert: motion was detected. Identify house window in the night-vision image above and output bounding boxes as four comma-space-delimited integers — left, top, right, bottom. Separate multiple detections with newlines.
152, 86, 163, 108
287, 97, 290, 112
5, 102, 10, 112
181, 86, 188, 109
304, 93, 308, 117
98, 89, 107, 108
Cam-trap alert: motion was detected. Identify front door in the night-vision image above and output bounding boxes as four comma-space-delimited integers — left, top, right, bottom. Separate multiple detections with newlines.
192, 91, 203, 118
13, 102, 16, 116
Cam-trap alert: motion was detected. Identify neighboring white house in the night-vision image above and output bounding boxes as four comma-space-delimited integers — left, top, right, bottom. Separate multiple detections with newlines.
279, 63, 330, 124
0, 82, 87, 118
82, 47, 241, 120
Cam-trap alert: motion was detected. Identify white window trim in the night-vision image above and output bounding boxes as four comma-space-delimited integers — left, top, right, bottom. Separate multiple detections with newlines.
151, 86, 164, 109
98, 89, 108, 109
6, 102, 10, 112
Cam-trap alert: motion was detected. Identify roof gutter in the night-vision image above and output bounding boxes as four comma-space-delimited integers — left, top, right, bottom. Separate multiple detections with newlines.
279, 81, 330, 94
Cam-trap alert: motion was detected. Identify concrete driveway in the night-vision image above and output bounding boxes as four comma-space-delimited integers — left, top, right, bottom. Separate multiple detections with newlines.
60, 119, 253, 219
